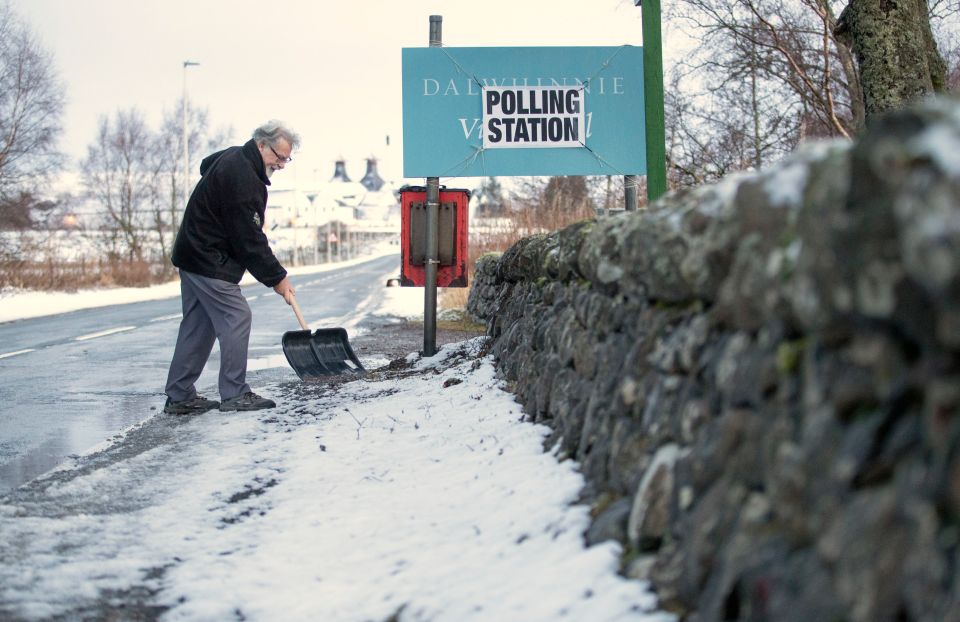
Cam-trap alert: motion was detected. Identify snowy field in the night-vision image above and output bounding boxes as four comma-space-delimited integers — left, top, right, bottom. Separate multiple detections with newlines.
0, 257, 672, 622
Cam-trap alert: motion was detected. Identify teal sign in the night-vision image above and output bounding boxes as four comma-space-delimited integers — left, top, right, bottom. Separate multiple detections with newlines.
401, 46, 645, 178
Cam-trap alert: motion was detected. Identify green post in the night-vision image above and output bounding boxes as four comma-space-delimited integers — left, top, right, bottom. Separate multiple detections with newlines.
640, 0, 666, 203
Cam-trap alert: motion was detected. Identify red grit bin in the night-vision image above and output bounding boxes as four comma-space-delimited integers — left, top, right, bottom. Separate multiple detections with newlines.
399, 186, 470, 288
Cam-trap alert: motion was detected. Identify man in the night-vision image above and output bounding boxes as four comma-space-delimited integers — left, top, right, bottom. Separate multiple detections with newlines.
163, 121, 299, 414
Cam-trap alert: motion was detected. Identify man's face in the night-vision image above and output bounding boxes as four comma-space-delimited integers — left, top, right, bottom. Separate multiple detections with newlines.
258, 138, 293, 179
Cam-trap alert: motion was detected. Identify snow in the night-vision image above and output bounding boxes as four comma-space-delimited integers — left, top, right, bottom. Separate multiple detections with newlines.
913, 123, 960, 177
0, 257, 672, 621
0, 279, 182, 324
762, 139, 849, 209
763, 160, 808, 208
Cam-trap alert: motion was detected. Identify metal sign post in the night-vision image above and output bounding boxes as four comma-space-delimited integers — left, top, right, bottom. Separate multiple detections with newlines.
624, 174, 638, 211
423, 15, 442, 357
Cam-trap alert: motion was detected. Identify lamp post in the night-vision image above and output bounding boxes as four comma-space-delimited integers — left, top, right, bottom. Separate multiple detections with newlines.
182, 61, 200, 212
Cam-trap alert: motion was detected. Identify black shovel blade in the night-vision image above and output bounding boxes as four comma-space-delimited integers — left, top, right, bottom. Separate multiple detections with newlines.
282, 327, 366, 380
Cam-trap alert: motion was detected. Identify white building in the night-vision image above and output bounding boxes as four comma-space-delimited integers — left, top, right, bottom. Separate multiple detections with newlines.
264, 157, 400, 264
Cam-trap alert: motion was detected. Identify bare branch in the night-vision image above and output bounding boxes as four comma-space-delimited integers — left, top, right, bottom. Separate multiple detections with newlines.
0, 2, 65, 197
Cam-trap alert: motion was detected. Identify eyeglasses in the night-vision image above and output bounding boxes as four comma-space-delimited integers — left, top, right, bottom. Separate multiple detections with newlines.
269, 145, 293, 164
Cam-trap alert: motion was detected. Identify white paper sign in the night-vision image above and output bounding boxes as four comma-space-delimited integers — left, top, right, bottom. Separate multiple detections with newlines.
482, 86, 585, 149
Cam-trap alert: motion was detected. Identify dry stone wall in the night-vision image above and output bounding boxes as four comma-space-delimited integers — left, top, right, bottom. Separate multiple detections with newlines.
467, 99, 960, 621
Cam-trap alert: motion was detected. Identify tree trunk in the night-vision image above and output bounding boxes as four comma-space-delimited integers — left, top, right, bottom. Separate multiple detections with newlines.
836, 0, 948, 122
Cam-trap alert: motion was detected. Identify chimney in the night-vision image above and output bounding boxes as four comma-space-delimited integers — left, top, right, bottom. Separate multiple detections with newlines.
360, 157, 385, 191
331, 159, 351, 182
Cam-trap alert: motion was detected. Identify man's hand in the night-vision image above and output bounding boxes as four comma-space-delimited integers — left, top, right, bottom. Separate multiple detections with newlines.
273, 276, 296, 305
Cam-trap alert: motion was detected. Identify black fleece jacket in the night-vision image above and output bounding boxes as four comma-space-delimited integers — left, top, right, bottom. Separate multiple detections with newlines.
171, 139, 287, 287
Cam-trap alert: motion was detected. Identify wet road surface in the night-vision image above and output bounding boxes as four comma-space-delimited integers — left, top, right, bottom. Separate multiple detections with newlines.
0, 254, 399, 492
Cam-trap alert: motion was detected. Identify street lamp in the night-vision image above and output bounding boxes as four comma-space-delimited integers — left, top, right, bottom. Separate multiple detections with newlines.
182, 60, 200, 211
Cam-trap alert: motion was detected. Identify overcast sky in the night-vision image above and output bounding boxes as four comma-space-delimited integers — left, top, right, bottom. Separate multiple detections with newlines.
11, 0, 656, 190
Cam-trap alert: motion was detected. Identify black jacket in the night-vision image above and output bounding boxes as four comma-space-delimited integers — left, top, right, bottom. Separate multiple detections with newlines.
171, 139, 287, 287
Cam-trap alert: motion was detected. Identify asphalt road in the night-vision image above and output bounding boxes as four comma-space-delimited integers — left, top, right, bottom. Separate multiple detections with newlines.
0, 253, 401, 493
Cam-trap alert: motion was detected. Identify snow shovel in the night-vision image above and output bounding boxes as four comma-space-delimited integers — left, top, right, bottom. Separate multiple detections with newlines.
282, 297, 365, 380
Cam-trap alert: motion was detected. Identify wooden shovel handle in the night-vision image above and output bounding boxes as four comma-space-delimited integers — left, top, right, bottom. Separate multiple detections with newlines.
289, 296, 310, 331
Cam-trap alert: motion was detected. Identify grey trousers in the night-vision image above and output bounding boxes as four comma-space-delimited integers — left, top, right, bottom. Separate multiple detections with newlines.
165, 270, 252, 402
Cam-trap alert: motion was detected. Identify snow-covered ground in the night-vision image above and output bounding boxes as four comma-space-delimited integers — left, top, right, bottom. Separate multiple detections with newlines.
0, 257, 672, 622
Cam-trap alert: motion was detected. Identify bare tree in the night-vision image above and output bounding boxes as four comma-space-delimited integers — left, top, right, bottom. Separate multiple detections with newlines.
509, 176, 596, 232
666, 63, 803, 190
586, 175, 626, 213
668, 0, 958, 164
0, 1, 65, 198
669, 0, 862, 139
80, 109, 163, 263
660, 0, 863, 190
949, 48, 960, 92
541, 177, 594, 217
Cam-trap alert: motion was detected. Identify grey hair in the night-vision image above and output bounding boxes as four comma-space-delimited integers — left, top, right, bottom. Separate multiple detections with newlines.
252, 120, 301, 150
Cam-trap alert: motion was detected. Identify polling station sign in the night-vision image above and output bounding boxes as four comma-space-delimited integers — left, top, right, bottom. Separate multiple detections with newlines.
483, 86, 585, 149
401, 46, 645, 178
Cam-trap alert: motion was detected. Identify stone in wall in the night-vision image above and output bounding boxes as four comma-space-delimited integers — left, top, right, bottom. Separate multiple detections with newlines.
467, 98, 960, 621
